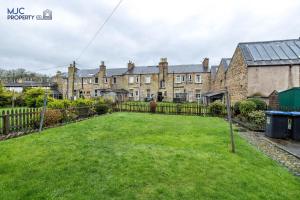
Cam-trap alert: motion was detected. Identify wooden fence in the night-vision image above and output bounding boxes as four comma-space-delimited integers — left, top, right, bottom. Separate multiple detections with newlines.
113, 102, 227, 116
0, 108, 41, 135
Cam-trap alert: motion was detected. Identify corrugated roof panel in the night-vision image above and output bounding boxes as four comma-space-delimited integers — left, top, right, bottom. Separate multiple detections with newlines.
239, 45, 253, 61
295, 41, 300, 49
255, 44, 271, 60
288, 41, 300, 58
262, 43, 280, 60
280, 43, 298, 59
247, 44, 263, 60
270, 43, 288, 59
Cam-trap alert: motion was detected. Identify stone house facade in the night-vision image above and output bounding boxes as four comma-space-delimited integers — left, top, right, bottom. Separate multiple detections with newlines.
53, 38, 300, 104
54, 58, 212, 102
211, 39, 300, 103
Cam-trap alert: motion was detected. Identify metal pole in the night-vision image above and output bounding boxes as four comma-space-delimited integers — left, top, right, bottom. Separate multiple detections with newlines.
39, 87, 48, 132
225, 87, 235, 153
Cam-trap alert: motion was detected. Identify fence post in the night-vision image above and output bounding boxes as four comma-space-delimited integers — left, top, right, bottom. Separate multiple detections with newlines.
3, 114, 10, 135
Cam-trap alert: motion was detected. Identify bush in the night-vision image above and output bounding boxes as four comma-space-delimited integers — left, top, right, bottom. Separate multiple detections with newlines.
208, 100, 226, 115
95, 103, 109, 115
233, 101, 241, 115
247, 98, 267, 111
44, 109, 63, 127
248, 110, 266, 127
48, 99, 71, 109
239, 100, 256, 117
71, 98, 95, 118
24, 88, 45, 107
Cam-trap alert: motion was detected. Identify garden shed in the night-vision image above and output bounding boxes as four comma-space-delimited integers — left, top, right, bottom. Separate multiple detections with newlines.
278, 87, 300, 109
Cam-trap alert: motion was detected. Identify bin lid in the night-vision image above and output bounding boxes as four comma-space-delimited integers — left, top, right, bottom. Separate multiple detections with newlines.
265, 111, 290, 116
289, 112, 300, 116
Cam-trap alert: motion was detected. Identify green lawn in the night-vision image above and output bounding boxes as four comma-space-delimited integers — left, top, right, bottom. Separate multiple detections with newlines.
0, 113, 299, 200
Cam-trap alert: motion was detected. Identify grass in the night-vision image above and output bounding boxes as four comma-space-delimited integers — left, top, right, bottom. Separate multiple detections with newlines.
0, 112, 299, 200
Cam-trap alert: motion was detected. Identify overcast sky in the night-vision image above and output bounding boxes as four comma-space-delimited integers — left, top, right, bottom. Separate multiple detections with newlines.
0, 0, 300, 75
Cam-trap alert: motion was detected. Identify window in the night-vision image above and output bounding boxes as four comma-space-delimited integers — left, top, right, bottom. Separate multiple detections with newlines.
145, 76, 151, 84
195, 74, 202, 83
160, 80, 165, 88
129, 89, 134, 97
89, 78, 92, 84
195, 89, 201, 99
136, 76, 139, 83
95, 90, 97, 97
188, 74, 192, 82
95, 77, 98, 84
113, 77, 116, 84
129, 76, 134, 84
181, 75, 185, 82
104, 77, 108, 84
175, 75, 181, 83
146, 89, 151, 97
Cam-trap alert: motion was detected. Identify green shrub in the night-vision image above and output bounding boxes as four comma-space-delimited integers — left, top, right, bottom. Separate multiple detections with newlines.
44, 109, 63, 127
239, 100, 256, 117
233, 101, 241, 115
48, 99, 71, 109
248, 110, 266, 127
208, 100, 226, 115
24, 88, 45, 107
71, 98, 95, 118
95, 102, 109, 115
247, 98, 267, 110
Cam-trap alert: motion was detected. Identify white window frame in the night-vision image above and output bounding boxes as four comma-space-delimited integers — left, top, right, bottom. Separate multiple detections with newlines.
195, 74, 202, 83
182, 75, 185, 82
195, 90, 201, 99
129, 76, 134, 84
145, 76, 151, 84
188, 74, 192, 82
175, 75, 181, 83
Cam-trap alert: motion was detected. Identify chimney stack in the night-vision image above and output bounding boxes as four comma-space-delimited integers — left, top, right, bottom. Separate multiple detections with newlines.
202, 58, 209, 70
128, 61, 135, 71
100, 61, 106, 71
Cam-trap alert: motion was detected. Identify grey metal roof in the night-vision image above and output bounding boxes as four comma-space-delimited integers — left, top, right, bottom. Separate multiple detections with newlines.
238, 39, 300, 66
220, 58, 231, 71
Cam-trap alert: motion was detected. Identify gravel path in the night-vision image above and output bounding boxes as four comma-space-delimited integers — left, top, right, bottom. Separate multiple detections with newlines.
238, 129, 300, 176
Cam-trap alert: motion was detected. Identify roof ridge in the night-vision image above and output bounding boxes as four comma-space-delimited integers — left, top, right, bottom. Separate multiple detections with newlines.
238, 38, 300, 45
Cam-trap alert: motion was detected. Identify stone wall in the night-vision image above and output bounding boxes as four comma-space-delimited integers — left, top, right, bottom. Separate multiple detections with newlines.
212, 63, 226, 91
225, 47, 248, 103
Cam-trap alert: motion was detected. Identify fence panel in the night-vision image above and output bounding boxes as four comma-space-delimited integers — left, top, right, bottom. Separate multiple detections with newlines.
113, 103, 222, 116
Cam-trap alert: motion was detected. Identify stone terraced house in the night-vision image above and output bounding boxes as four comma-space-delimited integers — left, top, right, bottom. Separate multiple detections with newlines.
53, 38, 300, 104
53, 58, 211, 102
209, 38, 300, 103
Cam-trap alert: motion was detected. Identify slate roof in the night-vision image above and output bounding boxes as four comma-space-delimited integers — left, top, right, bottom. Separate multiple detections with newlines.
210, 65, 218, 80
4, 82, 56, 87
220, 58, 231, 71
72, 64, 206, 78
238, 39, 300, 66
